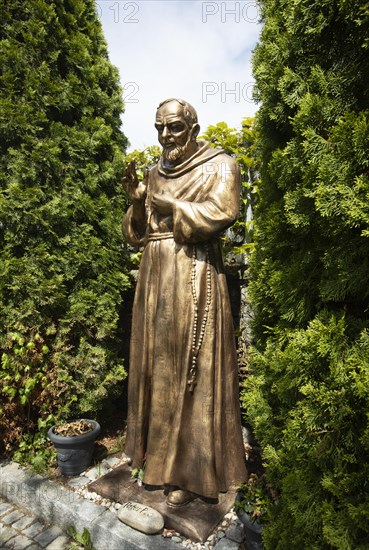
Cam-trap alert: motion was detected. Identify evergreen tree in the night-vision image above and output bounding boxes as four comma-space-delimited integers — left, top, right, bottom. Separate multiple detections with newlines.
0, 0, 129, 459
242, 0, 369, 547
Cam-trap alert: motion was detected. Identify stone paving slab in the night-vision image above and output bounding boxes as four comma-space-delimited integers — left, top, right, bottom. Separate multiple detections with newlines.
13, 516, 35, 531
224, 524, 245, 544
0, 525, 18, 544
11, 515, 35, 531
34, 526, 63, 548
22, 522, 44, 539
66, 476, 89, 489
44, 535, 70, 549
0, 518, 44, 549
4, 533, 35, 549
0, 503, 15, 516
1, 510, 25, 526
213, 538, 240, 550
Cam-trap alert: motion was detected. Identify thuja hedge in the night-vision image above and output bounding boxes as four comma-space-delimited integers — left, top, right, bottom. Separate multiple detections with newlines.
0, 0, 130, 457
243, 314, 369, 548
242, 0, 369, 547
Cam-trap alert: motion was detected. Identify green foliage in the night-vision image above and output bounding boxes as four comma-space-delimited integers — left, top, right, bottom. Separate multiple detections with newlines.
250, 0, 369, 344
131, 456, 145, 484
242, 314, 369, 548
235, 473, 275, 524
200, 119, 259, 256
66, 526, 95, 550
0, 0, 130, 457
244, 0, 369, 547
124, 146, 161, 181
131, 466, 145, 482
13, 415, 56, 473
1, 331, 50, 406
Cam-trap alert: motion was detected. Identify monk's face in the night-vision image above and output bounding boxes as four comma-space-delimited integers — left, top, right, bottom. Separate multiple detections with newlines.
155, 102, 194, 163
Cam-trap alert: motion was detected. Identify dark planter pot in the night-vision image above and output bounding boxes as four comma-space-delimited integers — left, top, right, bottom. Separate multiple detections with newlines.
48, 420, 100, 476
235, 493, 264, 550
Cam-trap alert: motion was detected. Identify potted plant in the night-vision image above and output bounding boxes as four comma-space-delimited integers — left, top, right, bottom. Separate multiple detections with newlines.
48, 419, 100, 476
234, 473, 276, 550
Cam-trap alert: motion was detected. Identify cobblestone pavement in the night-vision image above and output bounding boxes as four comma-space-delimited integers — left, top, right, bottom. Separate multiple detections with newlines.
0, 497, 71, 549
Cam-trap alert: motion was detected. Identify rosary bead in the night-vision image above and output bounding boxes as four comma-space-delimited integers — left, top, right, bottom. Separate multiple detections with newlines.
189, 243, 212, 390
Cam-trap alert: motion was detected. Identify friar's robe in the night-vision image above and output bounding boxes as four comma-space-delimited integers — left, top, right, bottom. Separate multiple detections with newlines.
122, 140, 247, 499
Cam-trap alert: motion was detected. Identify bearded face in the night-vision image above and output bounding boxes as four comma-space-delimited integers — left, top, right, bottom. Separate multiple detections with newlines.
155, 102, 199, 165
162, 135, 193, 163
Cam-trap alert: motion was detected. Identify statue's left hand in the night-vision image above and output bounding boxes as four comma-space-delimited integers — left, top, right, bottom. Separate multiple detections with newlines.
151, 191, 174, 215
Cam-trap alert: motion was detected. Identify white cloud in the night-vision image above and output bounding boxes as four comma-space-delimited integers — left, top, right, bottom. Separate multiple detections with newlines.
97, 0, 261, 150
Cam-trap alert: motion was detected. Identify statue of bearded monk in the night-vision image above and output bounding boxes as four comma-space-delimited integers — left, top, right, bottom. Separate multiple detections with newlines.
122, 98, 247, 508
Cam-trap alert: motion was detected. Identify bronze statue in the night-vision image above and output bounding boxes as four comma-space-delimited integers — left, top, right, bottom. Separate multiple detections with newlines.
122, 98, 247, 508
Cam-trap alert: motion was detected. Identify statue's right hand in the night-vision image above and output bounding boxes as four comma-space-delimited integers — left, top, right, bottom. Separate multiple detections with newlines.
123, 160, 147, 202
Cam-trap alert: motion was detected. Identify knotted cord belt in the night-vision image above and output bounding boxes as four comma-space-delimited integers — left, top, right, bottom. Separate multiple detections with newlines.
147, 232, 174, 241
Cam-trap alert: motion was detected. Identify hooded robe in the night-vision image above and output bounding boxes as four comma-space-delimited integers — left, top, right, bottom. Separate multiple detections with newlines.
122, 141, 247, 499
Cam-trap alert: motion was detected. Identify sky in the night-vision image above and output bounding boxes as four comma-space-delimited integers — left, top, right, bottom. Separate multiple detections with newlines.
98, 1, 262, 150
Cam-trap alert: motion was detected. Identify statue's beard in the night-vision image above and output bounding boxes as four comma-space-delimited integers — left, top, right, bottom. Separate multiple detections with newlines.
162, 137, 192, 163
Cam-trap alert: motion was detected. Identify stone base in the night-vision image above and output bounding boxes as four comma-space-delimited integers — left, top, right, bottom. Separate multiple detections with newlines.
88, 464, 236, 542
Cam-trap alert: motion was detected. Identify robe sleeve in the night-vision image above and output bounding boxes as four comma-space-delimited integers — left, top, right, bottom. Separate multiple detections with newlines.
172, 156, 241, 244
122, 202, 147, 246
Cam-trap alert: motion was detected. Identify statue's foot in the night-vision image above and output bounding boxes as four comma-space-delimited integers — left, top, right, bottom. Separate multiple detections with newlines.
166, 489, 196, 508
